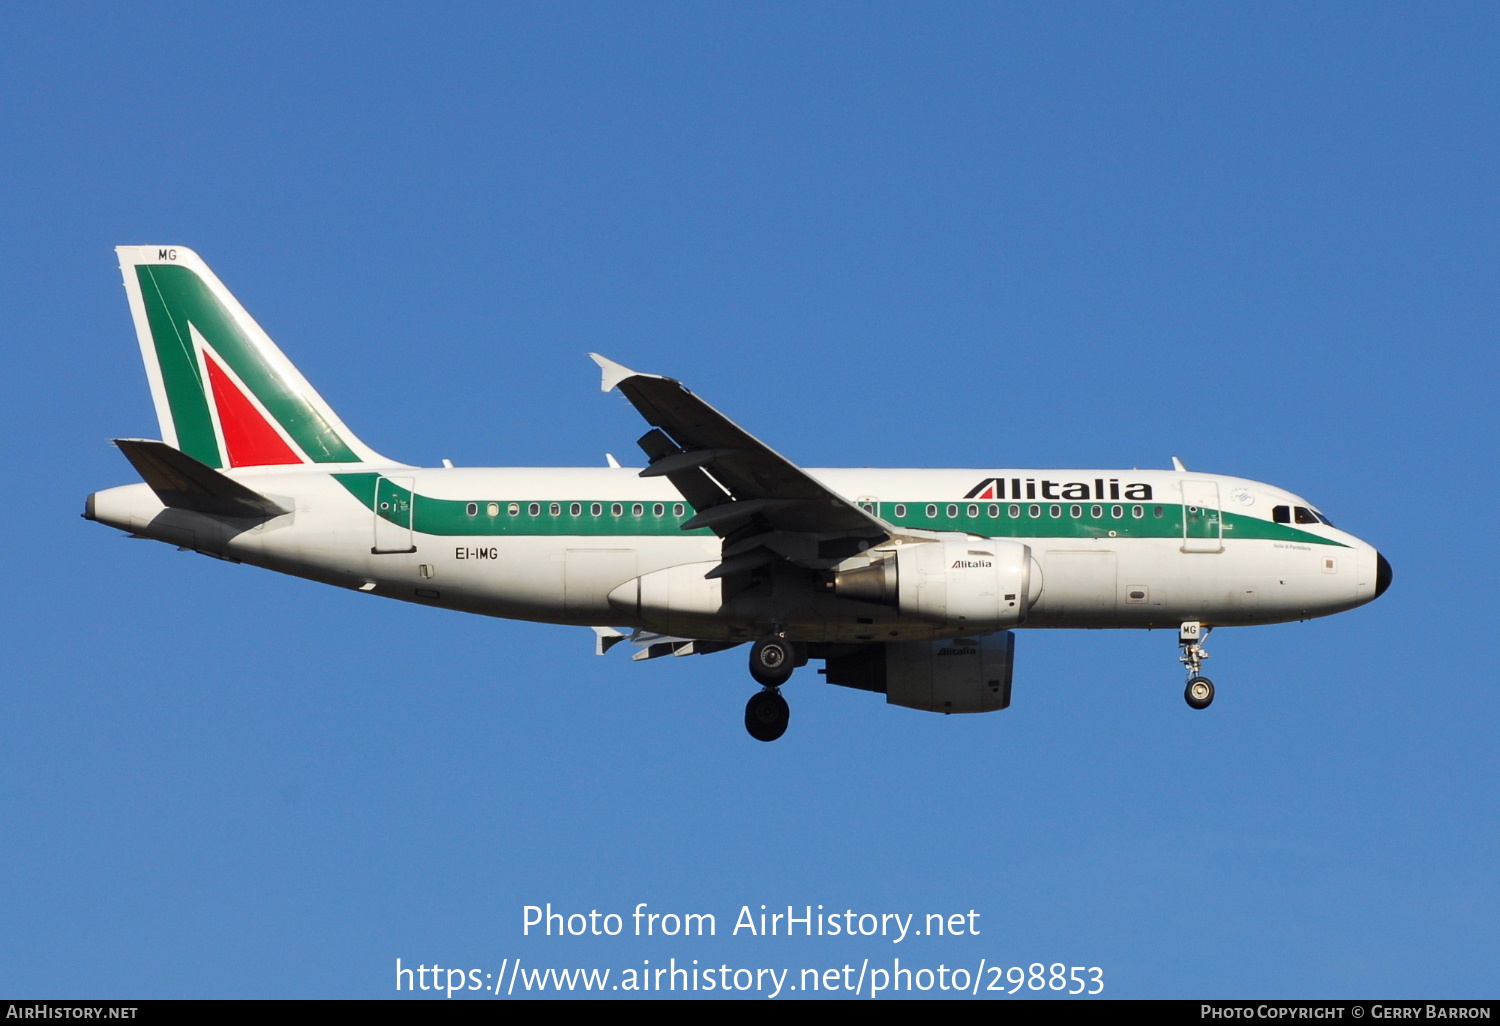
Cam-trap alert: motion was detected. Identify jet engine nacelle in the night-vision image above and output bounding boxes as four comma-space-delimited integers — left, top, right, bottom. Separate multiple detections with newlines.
823, 632, 1016, 713
833, 538, 1040, 631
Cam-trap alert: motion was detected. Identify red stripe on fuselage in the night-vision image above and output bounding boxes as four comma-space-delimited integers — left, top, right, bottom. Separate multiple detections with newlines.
203, 351, 302, 466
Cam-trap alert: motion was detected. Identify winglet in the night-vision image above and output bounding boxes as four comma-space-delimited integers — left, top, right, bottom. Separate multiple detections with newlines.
589, 353, 638, 393
1171, 456, 1187, 472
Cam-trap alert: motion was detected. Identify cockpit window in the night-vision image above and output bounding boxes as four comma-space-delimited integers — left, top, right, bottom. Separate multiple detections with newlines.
1294, 506, 1319, 524
1312, 509, 1335, 526
1272, 505, 1290, 524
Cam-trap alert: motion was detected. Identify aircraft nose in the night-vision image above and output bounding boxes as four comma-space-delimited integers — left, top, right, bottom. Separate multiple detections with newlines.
1374, 551, 1393, 599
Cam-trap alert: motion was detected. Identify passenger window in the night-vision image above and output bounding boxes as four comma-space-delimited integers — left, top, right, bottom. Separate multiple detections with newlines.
1028, 504, 1040, 518
653, 503, 664, 516
894, 504, 906, 519
967, 504, 979, 518
1091, 505, 1102, 519
946, 504, 958, 518
1154, 506, 1163, 518
1070, 505, 1081, 518
632, 503, 643, 517
1272, 505, 1290, 524
591, 503, 602, 516
673, 503, 685, 517
507, 503, 519, 516
466, 502, 478, 516
549, 503, 560, 516
1294, 506, 1318, 524
528, 503, 540, 516
1132, 505, 1143, 518
486, 502, 499, 517
1050, 505, 1061, 518
1008, 505, 1020, 518
1111, 505, 1123, 519
926, 504, 937, 518
611, 503, 623, 517
570, 502, 581, 516
987, 504, 998, 518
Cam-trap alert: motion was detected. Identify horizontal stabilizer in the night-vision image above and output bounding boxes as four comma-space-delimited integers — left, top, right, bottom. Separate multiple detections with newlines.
114, 439, 292, 518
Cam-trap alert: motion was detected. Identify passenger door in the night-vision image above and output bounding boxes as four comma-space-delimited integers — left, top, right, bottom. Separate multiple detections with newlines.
372, 476, 417, 554
1179, 480, 1223, 553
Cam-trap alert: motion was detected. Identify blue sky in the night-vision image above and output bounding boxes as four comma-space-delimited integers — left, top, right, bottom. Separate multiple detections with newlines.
2, 2, 1496, 999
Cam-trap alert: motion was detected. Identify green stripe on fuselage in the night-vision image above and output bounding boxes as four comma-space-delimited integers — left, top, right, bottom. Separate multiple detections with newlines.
880, 502, 1341, 545
333, 475, 1345, 546
335, 474, 713, 537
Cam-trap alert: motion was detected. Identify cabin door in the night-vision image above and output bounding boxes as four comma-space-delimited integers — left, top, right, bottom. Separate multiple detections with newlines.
373, 476, 417, 554
1180, 480, 1223, 553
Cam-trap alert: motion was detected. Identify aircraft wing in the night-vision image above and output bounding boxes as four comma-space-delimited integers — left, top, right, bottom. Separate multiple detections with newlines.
591, 354, 890, 567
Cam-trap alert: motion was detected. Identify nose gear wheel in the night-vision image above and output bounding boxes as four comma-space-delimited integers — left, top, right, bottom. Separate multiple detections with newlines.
1179, 622, 1215, 709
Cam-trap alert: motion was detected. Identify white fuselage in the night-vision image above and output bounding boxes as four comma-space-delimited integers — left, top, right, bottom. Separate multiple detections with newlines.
87, 464, 1383, 643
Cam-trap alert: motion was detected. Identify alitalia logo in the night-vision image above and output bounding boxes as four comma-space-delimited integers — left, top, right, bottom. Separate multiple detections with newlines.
952, 559, 992, 569
936, 646, 977, 656
966, 477, 1153, 501
194, 327, 306, 467
133, 261, 361, 467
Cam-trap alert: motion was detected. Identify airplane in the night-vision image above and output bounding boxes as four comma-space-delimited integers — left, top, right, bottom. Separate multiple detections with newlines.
86, 246, 1392, 741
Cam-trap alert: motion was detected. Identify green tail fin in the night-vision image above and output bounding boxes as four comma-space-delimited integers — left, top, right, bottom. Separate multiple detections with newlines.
116, 245, 389, 469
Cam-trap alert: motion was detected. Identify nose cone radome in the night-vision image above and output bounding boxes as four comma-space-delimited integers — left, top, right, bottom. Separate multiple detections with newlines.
1374, 551, 1393, 599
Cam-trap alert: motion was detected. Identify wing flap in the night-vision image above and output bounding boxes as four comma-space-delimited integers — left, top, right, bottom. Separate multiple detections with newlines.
638, 447, 742, 477
611, 627, 747, 661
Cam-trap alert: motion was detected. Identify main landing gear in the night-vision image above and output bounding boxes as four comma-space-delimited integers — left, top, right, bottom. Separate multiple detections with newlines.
749, 635, 795, 687
1179, 621, 1215, 710
744, 633, 795, 741
745, 688, 790, 742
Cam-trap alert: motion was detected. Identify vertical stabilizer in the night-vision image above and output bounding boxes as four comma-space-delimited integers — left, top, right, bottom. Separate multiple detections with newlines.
116, 245, 391, 469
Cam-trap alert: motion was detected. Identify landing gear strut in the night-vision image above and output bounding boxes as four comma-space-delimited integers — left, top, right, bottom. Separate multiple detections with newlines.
1179, 621, 1214, 709
745, 688, 790, 742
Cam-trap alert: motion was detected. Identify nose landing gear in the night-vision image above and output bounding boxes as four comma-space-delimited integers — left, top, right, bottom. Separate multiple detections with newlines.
1179, 621, 1214, 709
